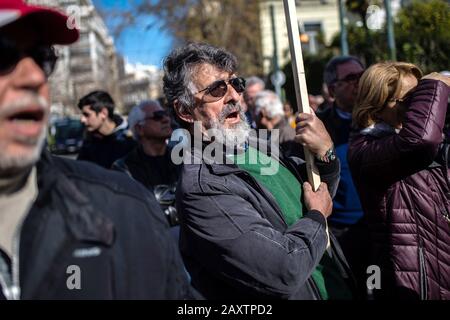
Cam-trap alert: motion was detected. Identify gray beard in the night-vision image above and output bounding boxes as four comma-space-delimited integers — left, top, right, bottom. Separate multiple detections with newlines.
0, 94, 48, 175
0, 127, 46, 174
206, 106, 250, 150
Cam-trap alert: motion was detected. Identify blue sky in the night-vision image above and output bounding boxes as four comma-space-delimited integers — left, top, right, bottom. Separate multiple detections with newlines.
92, 0, 173, 68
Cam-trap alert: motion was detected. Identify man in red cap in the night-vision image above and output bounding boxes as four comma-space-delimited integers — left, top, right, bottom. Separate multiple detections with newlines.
0, 0, 195, 300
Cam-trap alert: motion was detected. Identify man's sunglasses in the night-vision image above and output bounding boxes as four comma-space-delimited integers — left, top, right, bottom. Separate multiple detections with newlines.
143, 110, 169, 122
0, 37, 58, 78
335, 71, 364, 84
196, 77, 246, 100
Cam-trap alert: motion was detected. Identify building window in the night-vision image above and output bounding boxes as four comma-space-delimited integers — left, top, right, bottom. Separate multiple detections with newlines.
303, 22, 322, 55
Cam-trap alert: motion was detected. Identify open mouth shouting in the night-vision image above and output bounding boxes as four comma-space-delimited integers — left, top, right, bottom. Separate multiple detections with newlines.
220, 104, 243, 126
2, 105, 47, 142
224, 110, 241, 124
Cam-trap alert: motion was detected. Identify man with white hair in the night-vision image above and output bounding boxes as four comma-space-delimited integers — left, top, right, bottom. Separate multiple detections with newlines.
113, 100, 177, 191
113, 100, 181, 229
243, 76, 265, 128
254, 90, 300, 157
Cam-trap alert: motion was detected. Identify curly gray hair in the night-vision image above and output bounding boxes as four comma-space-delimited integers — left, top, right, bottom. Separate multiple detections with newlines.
163, 43, 238, 119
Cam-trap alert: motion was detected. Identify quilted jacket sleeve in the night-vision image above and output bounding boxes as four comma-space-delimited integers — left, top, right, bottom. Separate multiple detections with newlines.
348, 79, 449, 183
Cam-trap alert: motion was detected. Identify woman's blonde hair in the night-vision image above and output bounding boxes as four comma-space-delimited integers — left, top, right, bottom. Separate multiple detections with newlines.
353, 61, 422, 129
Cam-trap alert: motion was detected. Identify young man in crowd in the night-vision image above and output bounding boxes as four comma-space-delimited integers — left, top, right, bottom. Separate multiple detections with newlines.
77, 90, 136, 168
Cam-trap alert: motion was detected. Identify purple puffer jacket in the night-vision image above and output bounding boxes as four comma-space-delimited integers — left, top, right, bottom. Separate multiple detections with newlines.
348, 79, 450, 300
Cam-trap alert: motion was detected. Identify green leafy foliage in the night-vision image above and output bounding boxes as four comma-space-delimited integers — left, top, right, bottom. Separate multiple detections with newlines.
328, 0, 450, 71
395, 0, 450, 73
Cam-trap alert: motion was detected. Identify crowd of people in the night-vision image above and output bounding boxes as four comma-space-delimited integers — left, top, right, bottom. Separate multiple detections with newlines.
1, 0, 449, 300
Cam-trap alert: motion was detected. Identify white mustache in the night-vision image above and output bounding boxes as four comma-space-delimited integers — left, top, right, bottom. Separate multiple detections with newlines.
219, 102, 243, 123
0, 95, 48, 119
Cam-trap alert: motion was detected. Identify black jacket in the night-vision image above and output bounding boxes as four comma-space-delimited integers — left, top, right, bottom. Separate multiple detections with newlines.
77, 116, 136, 168
112, 145, 179, 191
177, 144, 355, 300
0, 151, 195, 299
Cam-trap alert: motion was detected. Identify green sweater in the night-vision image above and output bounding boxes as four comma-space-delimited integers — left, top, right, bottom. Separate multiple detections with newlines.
233, 147, 352, 300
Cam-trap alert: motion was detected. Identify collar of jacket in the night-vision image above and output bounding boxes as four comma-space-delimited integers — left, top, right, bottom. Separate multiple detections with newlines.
112, 114, 128, 134
34, 151, 115, 246
319, 104, 352, 127
194, 143, 242, 176
85, 115, 129, 142
359, 121, 399, 137
194, 136, 288, 177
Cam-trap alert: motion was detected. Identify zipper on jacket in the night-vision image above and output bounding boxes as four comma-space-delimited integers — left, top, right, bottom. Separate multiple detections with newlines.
440, 188, 450, 224
3, 208, 29, 300
308, 277, 323, 300
418, 240, 428, 300
10, 216, 26, 300
0, 254, 13, 299
0, 219, 23, 300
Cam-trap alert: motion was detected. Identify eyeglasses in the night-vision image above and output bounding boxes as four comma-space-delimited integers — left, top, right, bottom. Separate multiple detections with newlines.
335, 71, 364, 84
195, 77, 246, 101
389, 89, 416, 106
387, 97, 405, 106
0, 37, 58, 78
142, 110, 169, 122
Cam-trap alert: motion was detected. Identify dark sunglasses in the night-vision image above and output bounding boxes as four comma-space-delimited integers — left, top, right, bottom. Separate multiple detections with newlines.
335, 71, 364, 84
0, 37, 58, 77
196, 77, 246, 100
143, 110, 169, 122
388, 86, 416, 106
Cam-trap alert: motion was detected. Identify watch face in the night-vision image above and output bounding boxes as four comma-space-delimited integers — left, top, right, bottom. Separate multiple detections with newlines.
327, 148, 336, 161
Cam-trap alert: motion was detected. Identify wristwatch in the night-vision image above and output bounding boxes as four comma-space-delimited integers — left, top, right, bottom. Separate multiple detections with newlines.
316, 146, 336, 163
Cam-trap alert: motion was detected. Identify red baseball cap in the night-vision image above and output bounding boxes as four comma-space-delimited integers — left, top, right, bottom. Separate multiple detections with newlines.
0, 0, 79, 44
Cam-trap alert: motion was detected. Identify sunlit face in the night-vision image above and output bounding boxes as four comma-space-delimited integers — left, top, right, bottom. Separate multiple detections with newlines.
80, 105, 107, 132
191, 63, 246, 132
138, 104, 172, 140
331, 60, 365, 111
0, 21, 50, 175
178, 63, 250, 148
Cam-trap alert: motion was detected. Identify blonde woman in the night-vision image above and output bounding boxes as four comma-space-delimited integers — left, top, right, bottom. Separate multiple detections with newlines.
348, 62, 450, 300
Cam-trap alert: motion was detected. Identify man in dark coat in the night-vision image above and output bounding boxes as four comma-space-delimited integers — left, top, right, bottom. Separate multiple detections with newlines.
316, 56, 368, 297
164, 43, 357, 300
0, 0, 194, 300
112, 100, 180, 228
77, 90, 136, 168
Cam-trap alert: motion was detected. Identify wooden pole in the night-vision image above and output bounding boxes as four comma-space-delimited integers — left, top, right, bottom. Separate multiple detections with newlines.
282, 0, 321, 191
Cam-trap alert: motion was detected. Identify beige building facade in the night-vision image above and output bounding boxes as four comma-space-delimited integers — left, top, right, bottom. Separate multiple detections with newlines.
260, 0, 341, 74
26, 0, 123, 115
